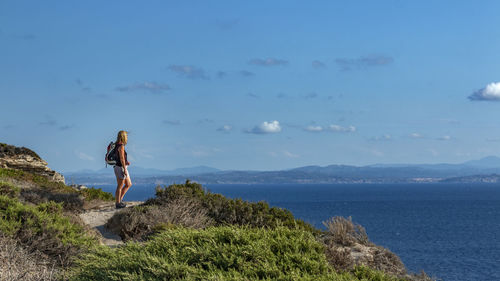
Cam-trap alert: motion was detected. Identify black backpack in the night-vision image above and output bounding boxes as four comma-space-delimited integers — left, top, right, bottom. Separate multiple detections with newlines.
105, 141, 117, 166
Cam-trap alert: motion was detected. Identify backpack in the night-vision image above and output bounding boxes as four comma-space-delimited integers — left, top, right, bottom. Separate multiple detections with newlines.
105, 141, 117, 166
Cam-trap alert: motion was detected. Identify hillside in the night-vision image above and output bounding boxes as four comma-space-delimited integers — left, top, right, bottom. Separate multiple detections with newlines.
0, 143, 432, 280
65, 156, 500, 185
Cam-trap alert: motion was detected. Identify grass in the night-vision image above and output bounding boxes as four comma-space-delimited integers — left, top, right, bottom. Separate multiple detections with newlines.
78, 187, 114, 201
69, 225, 405, 281
0, 195, 99, 267
0, 167, 73, 193
0, 180, 20, 198
0, 168, 114, 211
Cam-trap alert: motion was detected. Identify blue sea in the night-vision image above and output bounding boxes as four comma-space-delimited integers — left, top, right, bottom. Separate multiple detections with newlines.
95, 183, 500, 281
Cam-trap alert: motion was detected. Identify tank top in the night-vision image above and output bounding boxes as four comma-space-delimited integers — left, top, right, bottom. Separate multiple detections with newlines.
115, 143, 128, 167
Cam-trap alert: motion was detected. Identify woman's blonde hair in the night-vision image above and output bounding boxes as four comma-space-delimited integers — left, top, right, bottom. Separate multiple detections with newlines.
116, 130, 128, 145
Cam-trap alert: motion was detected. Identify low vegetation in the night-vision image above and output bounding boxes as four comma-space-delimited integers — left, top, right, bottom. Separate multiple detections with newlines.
0, 142, 41, 160
110, 180, 317, 240
0, 143, 433, 280
0, 168, 114, 212
321, 217, 407, 276
0, 180, 20, 198
78, 187, 114, 201
0, 235, 59, 281
69, 225, 406, 281
0, 195, 99, 267
107, 196, 213, 241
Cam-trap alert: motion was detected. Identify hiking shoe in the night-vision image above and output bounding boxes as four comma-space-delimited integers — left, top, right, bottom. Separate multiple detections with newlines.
115, 202, 126, 209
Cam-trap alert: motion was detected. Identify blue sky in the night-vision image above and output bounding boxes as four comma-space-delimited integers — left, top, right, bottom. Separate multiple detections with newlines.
2, 1, 500, 172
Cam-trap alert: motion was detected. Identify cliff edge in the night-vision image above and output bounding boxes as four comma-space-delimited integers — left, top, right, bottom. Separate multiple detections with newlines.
0, 143, 65, 183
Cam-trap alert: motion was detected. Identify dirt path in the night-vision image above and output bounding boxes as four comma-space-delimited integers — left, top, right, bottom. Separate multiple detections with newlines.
79, 201, 143, 247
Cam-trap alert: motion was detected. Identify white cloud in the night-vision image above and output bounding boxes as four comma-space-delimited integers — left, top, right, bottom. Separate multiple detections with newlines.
217, 125, 233, 132
370, 134, 392, 141
247, 120, 282, 134
248, 58, 288, 66
469, 82, 500, 101
76, 151, 94, 161
116, 81, 170, 93
335, 55, 393, 71
327, 124, 356, 133
283, 150, 299, 158
410, 133, 423, 139
437, 135, 451, 141
304, 125, 323, 132
168, 65, 209, 79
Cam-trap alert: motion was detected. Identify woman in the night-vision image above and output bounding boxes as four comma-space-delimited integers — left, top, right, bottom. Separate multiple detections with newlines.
114, 130, 132, 209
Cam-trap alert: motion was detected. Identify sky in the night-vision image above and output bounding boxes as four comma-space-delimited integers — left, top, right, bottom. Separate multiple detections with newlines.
2, 0, 500, 172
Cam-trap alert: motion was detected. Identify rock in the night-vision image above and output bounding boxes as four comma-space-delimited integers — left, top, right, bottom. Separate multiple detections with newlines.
0, 143, 65, 184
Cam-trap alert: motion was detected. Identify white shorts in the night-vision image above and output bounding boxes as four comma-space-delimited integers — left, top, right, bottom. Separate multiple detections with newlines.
114, 166, 129, 180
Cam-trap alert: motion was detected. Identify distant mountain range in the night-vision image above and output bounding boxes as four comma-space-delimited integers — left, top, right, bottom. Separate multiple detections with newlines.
64, 156, 500, 185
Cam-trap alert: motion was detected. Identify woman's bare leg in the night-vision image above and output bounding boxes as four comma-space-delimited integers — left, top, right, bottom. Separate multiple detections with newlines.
115, 177, 125, 204
120, 176, 132, 202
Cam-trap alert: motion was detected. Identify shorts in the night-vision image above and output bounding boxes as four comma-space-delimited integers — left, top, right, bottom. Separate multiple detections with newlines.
114, 166, 129, 180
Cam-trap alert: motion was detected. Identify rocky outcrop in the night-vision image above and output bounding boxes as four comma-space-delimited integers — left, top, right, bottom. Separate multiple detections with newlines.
0, 143, 65, 184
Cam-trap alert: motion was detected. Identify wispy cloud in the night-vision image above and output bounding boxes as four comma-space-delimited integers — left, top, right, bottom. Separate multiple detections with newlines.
304, 125, 323, 132
75, 78, 91, 92
335, 54, 393, 71
239, 70, 255, 77
168, 65, 209, 79
437, 135, 451, 141
468, 82, 500, 101
163, 120, 181, 125
246, 120, 282, 134
76, 151, 94, 161
312, 60, 327, 69
248, 58, 289, 67
58, 125, 74, 131
198, 118, 214, 124
283, 150, 299, 158
301, 92, 318, 99
369, 134, 392, 141
409, 133, 424, 139
327, 125, 356, 133
217, 125, 233, 132
39, 116, 73, 131
246, 92, 260, 98
115, 81, 170, 93
304, 124, 356, 133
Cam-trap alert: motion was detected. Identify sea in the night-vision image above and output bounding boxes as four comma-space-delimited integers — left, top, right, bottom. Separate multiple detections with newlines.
94, 183, 500, 281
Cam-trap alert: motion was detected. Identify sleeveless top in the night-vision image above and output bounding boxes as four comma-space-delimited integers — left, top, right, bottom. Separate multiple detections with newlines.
115, 143, 128, 167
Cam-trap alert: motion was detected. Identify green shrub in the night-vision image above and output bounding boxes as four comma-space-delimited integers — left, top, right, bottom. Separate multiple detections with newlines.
0, 195, 98, 267
0, 180, 20, 198
106, 197, 213, 241
78, 187, 114, 201
71, 226, 334, 280
70, 226, 405, 281
146, 180, 317, 233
